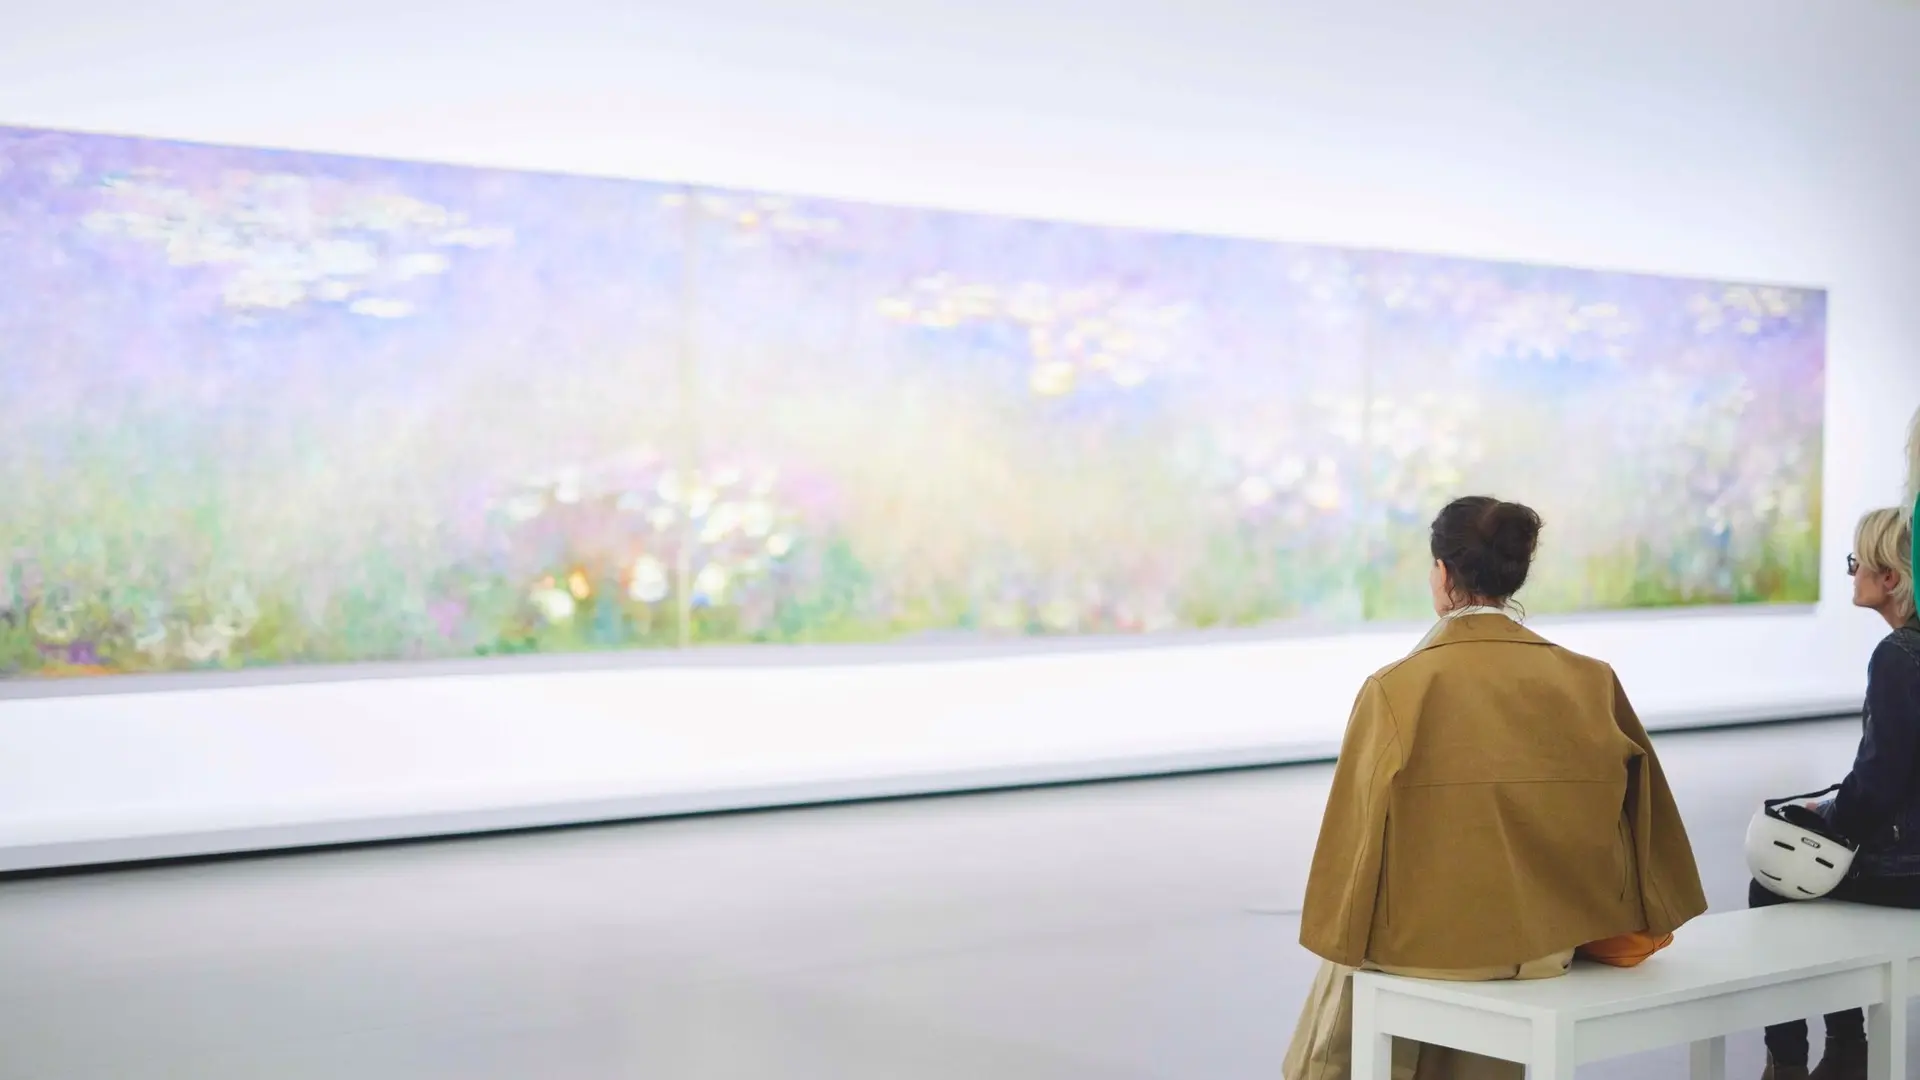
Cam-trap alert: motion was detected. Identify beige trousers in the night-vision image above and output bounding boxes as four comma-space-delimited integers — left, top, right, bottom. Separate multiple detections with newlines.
1282, 950, 1576, 1080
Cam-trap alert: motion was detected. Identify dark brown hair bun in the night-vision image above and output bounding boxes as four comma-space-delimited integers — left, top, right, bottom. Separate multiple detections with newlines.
1429, 496, 1542, 603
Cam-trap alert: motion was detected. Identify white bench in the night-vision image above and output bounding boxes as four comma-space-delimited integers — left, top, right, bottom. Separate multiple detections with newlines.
1352, 904, 1920, 1080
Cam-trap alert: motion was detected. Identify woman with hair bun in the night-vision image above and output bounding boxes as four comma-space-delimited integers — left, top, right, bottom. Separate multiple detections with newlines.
1283, 497, 1707, 1080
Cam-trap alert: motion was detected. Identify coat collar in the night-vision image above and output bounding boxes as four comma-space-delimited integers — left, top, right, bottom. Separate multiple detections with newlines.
1414, 612, 1554, 654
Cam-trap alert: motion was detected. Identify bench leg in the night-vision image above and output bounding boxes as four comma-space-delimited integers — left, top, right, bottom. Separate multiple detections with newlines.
1529, 1018, 1576, 1080
1350, 979, 1393, 1080
1689, 1036, 1727, 1080
1866, 959, 1908, 1080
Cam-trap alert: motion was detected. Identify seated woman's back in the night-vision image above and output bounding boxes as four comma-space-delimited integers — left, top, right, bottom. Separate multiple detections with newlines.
1300, 498, 1707, 972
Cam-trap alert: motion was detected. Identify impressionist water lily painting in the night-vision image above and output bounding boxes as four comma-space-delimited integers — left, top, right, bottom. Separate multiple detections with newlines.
0, 126, 1825, 679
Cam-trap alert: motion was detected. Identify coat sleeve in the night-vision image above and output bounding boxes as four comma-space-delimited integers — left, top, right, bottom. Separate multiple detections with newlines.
1299, 676, 1406, 967
1611, 670, 1709, 935
1830, 637, 1920, 846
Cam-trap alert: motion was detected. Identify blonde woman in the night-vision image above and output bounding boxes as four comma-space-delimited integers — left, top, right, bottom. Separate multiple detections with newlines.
1284, 496, 1707, 1080
1752, 508, 1920, 1080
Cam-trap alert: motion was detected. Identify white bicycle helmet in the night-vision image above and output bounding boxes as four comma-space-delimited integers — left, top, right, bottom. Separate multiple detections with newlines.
1746, 785, 1858, 900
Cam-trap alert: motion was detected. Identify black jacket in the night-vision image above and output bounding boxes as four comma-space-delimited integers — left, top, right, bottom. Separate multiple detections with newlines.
1831, 619, 1920, 875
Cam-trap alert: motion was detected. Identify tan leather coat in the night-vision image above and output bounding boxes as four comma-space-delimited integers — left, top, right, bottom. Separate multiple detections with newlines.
1300, 615, 1708, 970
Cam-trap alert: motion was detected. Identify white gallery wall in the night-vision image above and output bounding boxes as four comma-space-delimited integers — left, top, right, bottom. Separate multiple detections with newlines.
1, 0, 1917, 871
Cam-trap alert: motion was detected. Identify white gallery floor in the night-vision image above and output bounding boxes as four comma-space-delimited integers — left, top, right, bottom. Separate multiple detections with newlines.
1, 717, 1914, 1080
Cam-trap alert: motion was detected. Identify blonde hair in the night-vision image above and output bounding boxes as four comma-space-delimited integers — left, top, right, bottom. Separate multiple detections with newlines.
1857, 507, 1915, 620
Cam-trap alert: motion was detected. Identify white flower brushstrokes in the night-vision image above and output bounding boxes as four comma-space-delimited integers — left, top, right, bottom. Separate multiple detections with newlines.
877, 275, 1192, 396
1284, 256, 1643, 364
82, 167, 512, 316
1472, 293, 1638, 363
659, 190, 844, 246
1688, 285, 1808, 337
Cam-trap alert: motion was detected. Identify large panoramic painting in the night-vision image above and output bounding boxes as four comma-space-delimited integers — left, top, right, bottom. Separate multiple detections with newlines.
0, 126, 1825, 679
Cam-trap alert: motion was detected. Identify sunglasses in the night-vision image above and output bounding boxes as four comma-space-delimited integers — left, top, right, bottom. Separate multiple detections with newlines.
1846, 554, 1860, 576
